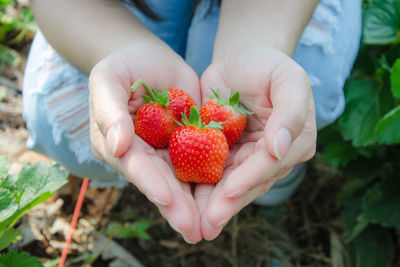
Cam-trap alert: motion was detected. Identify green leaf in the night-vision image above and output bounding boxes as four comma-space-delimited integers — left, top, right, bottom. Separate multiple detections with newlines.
0, 45, 20, 71
362, 176, 400, 228
0, 162, 68, 233
376, 105, 400, 144
342, 198, 369, 243
105, 220, 154, 240
188, 106, 201, 127
42, 258, 60, 267
0, 250, 43, 267
228, 91, 240, 106
0, 0, 13, 9
339, 80, 380, 146
348, 225, 395, 267
390, 59, 400, 98
142, 95, 152, 103
0, 227, 20, 251
0, 156, 8, 180
205, 120, 223, 129
16, 162, 68, 209
322, 141, 358, 166
160, 88, 170, 107
0, 188, 18, 228
363, 0, 400, 45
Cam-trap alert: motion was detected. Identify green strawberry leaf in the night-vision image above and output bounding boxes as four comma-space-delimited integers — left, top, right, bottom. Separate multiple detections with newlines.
322, 141, 359, 166
0, 156, 7, 180
347, 225, 395, 267
189, 106, 201, 127
0, 250, 43, 267
363, 0, 400, 45
236, 104, 254, 115
142, 95, 153, 103
209, 88, 253, 115
390, 58, 400, 99
342, 197, 369, 244
131, 79, 169, 107
0, 160, 68, 234
228, 91, 240, 106
206, 121, 223, 129
339, 80, 380, 146
16, 162, 68, 208
361, 176, 400, 228
210, 88, 224, 104
160, 88, 170, 107
105, 220, 154, 240
0, 227, 20, 251
376, 105, 400, 144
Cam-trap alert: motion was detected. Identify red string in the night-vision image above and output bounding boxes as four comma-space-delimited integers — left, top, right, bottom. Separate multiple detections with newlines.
58, 177, 90, 267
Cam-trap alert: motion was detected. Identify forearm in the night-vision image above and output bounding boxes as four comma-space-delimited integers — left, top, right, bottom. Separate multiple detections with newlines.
31, 0, 166, 74
214, 0, 319, 58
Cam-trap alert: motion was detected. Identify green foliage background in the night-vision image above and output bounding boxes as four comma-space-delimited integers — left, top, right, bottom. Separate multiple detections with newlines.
318, 0, 400, 266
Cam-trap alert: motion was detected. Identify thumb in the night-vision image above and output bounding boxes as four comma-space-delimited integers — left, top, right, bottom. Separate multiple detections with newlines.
264, 64, 312, 160
89, 63, 134, 158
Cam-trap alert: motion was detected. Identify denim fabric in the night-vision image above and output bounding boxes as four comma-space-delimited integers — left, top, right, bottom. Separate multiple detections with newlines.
22, 0, 361, 195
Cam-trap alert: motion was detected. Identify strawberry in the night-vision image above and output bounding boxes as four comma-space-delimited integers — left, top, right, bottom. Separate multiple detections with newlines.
169, 107, 229, 184
200, 89, 253, 147
131, 80, 196, 148
167, 88, 197, 123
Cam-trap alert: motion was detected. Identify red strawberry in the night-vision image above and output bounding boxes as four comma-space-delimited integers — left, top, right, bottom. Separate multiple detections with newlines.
200, 89, 253, 147
169, 107, 229, 184
167, 88, 197, 123
131, 80, 196, 148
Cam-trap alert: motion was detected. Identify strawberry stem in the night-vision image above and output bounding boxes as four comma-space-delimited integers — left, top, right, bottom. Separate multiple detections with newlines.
181, 107, 223, 129
131, 79, 151, 93
209, 88, 254, 115
131, 79, 169, 107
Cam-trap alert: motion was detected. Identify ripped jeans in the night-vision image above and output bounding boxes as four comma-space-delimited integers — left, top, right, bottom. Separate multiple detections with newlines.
22, 0, 361, 202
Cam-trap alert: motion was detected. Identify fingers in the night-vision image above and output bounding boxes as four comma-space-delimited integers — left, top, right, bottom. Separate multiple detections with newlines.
264, 61, 313, 160
89, 62, 134, 158
223, 123, 315, 198
201, 179, 278, 240
109, 139, 203, 243
199, 63, 228, 104
201, 128, 315, 240
159, 184, 202, 244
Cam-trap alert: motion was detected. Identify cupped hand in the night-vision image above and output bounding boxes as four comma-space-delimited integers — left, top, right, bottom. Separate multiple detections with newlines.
88, 43, 202, 243
196, 44, 317, 240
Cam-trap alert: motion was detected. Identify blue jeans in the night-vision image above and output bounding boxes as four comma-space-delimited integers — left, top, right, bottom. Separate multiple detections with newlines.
22, 0, 361, 202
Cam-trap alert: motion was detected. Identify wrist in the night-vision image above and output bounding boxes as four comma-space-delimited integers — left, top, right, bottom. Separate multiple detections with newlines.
213, 37, 296, 61
213, 0, 319, 60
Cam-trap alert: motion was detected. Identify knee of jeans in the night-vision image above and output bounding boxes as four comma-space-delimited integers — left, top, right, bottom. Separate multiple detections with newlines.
310, 73, 346, 130
23, 95, 120, 182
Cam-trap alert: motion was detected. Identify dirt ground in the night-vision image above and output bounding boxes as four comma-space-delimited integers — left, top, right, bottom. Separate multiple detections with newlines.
0, 44, 346, 267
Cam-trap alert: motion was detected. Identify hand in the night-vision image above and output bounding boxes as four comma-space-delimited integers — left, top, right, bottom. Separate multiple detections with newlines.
196, 44, 317, 240
88, 43, 203, 243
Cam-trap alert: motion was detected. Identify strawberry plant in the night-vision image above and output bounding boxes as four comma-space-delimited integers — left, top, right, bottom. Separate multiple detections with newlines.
0, 156, 68, 266
0, 0, 36, 71
318, 0, 400, 266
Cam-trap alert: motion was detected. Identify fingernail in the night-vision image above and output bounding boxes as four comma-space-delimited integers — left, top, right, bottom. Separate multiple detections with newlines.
182, 235, 196, 245
106, 125, 119, 157
150, 196, 168, 206
216, 218, 228, 227
227, 188, 243, 198
273, 127, 292, 160
203, 220, 222, 241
